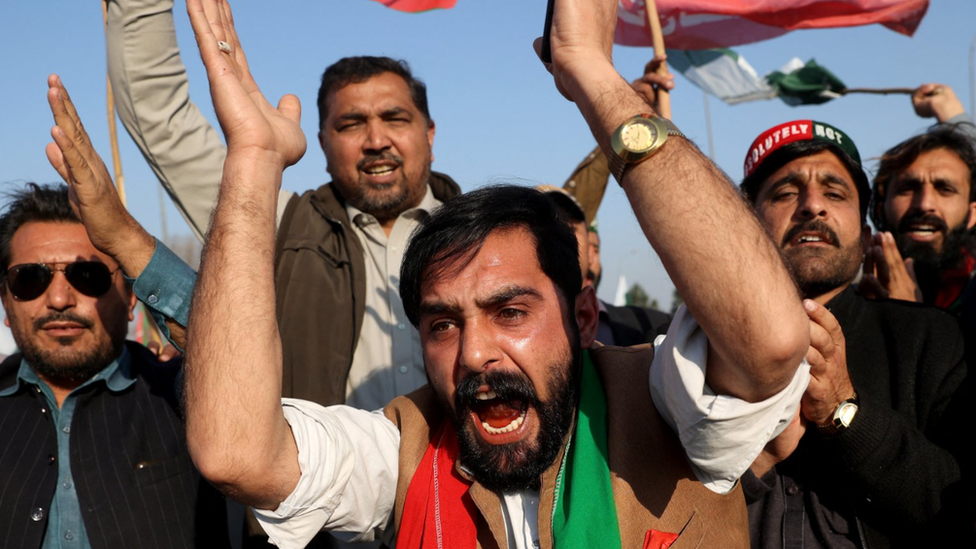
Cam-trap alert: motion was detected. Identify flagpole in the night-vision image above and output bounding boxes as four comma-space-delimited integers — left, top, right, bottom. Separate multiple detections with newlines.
643, 0, 671, 118
702, 91, 715, 159
840, 87, 914, 95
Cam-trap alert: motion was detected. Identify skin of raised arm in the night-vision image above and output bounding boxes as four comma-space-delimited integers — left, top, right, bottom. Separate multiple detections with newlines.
542, 0, 808, 402
182, 0, 306, 509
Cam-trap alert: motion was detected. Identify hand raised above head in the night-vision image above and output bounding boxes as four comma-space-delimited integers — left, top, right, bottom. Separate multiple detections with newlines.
186, 0, 306, 171
912, 83, 965, 123
534, 0, 621, 103
632, 55, 675, 112
45, 74, 155, 278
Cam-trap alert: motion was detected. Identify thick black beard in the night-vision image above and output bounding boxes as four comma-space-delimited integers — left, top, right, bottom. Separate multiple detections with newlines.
447, 339, 580, 493
17, 311, 123, 384
895, 224, 976, 284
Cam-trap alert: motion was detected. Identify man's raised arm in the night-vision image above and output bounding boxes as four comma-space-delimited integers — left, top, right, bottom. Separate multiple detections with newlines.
180, 0, 306, 509
543, 0, 808, 401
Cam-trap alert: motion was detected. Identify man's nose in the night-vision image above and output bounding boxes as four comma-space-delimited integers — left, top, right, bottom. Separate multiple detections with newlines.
911, 184, 937, 213
458, 321, 501, 375
797, 190, 827, 219
44, 272, 77, 311
363, 120, 393, 152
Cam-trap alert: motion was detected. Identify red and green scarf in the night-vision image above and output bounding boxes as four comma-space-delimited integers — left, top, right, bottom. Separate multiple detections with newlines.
395, 351, 672, 549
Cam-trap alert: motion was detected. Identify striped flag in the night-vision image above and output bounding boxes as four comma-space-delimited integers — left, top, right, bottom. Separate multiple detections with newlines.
617, 0, 928, 50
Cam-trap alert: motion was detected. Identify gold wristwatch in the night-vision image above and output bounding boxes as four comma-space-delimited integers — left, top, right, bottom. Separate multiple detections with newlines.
817, 392, 859, 436
608, 114, 685, 183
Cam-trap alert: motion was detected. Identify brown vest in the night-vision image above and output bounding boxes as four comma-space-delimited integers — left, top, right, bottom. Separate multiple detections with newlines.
383, 344, 749, 549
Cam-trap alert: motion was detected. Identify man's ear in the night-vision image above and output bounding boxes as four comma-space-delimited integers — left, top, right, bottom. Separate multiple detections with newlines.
427, 119, 436, 163
966, 201, 976, 230
575, 284, 599, 349
127, 288, 137, 323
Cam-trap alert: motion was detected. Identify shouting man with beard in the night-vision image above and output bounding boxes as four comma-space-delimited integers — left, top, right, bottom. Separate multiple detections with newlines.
0, 184, 228, 548
48, 0, 813, 546
739, 120, 971, 547
865, 123, 976, 314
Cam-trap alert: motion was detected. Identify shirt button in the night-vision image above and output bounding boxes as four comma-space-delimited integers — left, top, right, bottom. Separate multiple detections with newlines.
30, 507, 44, 521
62, 426, 70, 434
65, 530, 74, 540
40, 407, 47, 414
62, 481, 72, 489
147, 294, 159, 305
397, 323, 406, 330
48, 455, 56, 464
398, 365, 408, 374
785, 484, 799, 496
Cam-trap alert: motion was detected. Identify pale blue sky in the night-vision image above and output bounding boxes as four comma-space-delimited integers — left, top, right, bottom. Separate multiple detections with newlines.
1, 0, 974, 321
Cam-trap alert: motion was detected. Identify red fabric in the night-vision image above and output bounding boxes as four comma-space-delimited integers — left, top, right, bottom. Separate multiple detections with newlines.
935, 252, 975, 310
615, 0, 928, 49
396, 424, 477, 549
643, 529, 679, 549
373, 0, 456, 13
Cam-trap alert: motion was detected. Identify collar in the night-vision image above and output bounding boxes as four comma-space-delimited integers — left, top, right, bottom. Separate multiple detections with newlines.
345, 184, 439, 228
0, 346, 134, 397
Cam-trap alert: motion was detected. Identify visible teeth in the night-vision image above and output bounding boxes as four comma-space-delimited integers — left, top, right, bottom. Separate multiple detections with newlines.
364, 166, 395, 175
482, 412, 525, 434
476, 389, 497, 401
798, 235, 823, 243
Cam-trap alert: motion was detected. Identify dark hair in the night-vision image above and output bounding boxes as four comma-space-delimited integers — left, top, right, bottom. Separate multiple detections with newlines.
740, 140, 870, 220
0, 183, 78, 276
400, 185, 582, 327
317, 56, 431, 131
871, 123, 976, 230
544, 190, 586, 227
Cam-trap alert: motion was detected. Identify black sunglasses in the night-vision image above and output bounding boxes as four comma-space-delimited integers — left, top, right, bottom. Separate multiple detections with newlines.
4, 262, 119, 301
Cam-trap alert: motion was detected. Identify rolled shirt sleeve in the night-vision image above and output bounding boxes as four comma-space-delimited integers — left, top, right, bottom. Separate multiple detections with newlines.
649, 305, 811, 494
252, 399, 401, 548
124, 238, 197, 348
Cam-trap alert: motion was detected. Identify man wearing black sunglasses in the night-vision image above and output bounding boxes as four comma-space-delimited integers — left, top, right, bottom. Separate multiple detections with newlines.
0, 184, 229, 549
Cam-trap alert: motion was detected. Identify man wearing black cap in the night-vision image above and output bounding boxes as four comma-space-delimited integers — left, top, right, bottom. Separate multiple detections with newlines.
738, 120, 971, 547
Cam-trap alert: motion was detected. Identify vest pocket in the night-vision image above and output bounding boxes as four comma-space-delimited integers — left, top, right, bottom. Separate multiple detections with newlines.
133, 453, 196, 486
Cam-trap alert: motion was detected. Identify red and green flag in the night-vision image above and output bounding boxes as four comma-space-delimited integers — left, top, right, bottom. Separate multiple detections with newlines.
616, 0, 928, 49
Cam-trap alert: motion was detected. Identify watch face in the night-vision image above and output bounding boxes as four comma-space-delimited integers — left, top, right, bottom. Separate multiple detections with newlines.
621, 119, 658, 152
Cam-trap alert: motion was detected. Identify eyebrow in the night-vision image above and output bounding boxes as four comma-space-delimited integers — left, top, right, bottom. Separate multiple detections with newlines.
419, 286, 543, 318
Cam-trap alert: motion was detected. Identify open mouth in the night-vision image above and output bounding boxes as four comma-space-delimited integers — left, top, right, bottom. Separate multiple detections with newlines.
470, 387, 529, 435
905, 223, 942, 238
790, 231, 835, 247
361, 163, 398, 177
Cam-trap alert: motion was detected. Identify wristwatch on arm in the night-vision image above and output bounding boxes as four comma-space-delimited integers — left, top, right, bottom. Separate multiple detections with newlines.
817, 392, 859, 436
608, 114, 685, 184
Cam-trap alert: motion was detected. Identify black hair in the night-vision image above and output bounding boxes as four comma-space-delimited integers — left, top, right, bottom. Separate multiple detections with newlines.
400, 185, 582, 327
871, 123, 976, 230
544, 190, 586, 226
740, 140, 870, 220
317, 56, 431, 131
0, 183, 78, 276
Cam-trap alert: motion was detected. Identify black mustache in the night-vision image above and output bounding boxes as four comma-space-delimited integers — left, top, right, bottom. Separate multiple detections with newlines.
898, 212, 948, 235
34, 311, 94, 331
357, 152, 403, 170
455, 369, 540, 412
782, 220, 839, 248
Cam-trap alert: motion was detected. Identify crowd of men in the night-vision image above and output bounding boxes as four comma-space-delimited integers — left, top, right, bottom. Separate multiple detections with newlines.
0, 0, 973, 548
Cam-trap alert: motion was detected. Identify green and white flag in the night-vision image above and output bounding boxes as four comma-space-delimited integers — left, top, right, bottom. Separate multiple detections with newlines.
667, 49, 847, 106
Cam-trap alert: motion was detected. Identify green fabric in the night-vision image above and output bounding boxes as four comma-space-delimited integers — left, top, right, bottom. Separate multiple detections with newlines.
767, 59, 847, 105
552, 350, 621, 549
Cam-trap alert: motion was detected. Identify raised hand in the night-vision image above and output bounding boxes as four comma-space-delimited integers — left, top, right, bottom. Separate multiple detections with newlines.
860, 231, 921, 302
533, 0, 621, 103
912, 83, 965, 123
45, 74, 156, 277
186, 0, 305, 171
632, 55, 675, 112
802, 300, 855, 427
